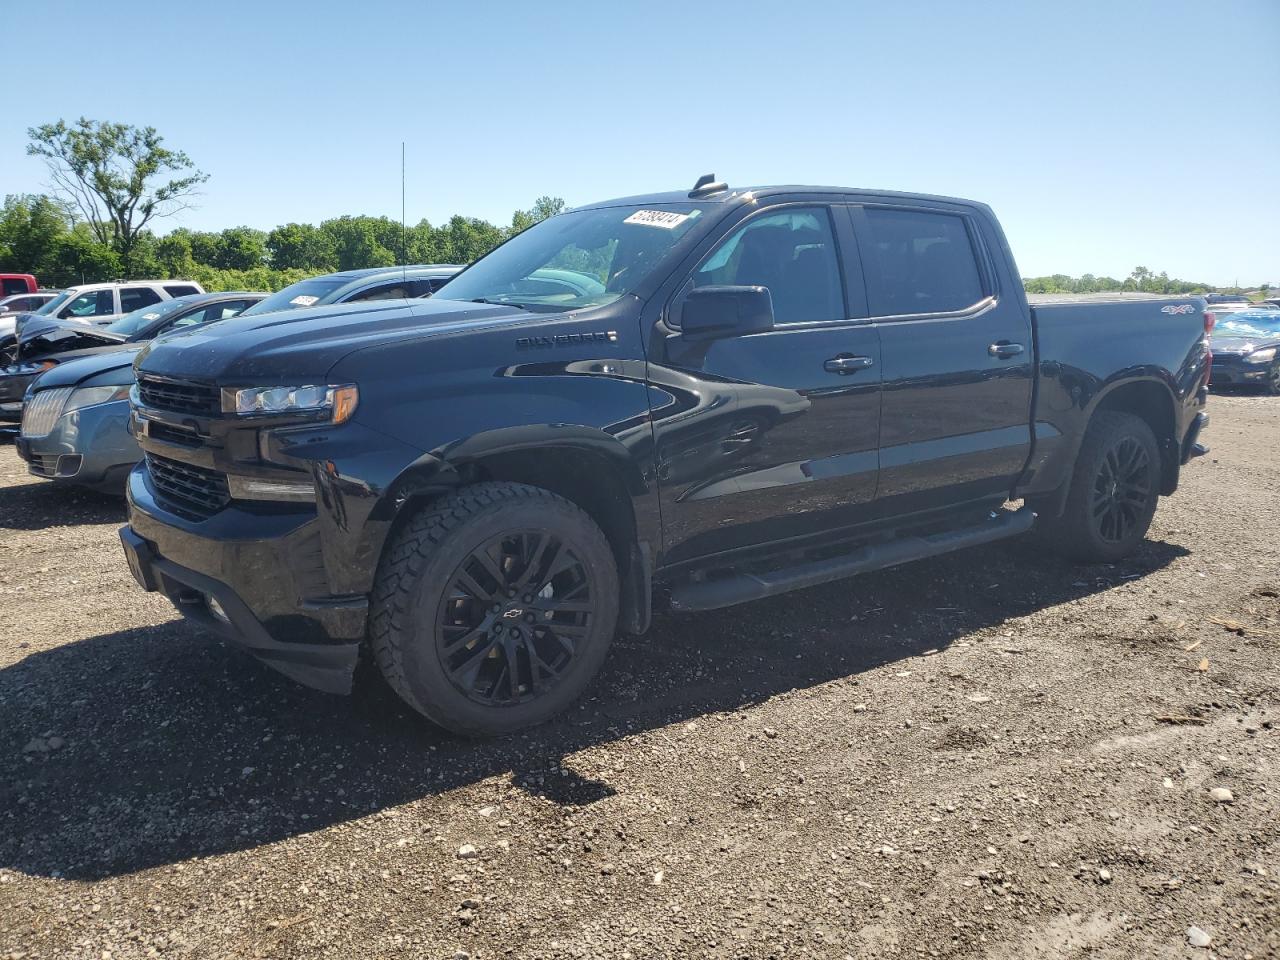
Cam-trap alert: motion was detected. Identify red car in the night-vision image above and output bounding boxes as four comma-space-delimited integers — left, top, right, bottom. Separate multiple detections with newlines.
0, 274, 38, 297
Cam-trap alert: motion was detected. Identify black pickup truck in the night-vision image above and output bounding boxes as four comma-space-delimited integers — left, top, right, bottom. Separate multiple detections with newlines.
120, 179, 1211, 735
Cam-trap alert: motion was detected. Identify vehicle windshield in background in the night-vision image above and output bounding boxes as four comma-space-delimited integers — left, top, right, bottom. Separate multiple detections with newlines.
104, 296, 198, 337
1213, 313, 1280, 338
32, 291, 72, 316
435, 204, 708, 313
240, 277, 349, 316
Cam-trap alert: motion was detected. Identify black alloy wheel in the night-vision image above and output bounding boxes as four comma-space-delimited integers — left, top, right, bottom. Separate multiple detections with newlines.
1090, 435, 1153, 544
437, 530, 596, 706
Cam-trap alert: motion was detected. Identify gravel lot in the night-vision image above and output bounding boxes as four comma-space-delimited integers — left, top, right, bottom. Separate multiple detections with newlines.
1, 393, 1277, 960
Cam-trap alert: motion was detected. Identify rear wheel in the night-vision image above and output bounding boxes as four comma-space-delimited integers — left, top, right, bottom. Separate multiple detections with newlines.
1038, 411, 1161, 563
369, 482, 619, 736
1265, 360, 1280, 396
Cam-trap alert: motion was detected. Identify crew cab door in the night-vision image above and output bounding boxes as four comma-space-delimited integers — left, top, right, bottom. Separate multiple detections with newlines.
848, 204, 1032, 514
651, 202, 882, 566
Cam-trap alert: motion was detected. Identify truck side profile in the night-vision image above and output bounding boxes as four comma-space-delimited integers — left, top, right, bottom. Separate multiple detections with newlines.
121, 181, 1211, 735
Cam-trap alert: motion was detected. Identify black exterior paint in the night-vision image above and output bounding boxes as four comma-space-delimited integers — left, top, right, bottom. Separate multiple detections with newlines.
122, 186, 1211, 693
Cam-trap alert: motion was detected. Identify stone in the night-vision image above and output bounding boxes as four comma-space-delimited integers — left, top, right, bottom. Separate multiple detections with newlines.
1187, 926, 1211, 948
1209, 787, 1234, 804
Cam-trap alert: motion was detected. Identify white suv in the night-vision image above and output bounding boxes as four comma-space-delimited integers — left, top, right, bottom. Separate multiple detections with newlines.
37, 280, 206, 327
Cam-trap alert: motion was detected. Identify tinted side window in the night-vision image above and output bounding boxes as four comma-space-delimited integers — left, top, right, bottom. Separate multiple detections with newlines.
120, 287, 163, 312
857, 209, 984, 317
694, 206, 843, 324
164, 284, 200, 297
2, 279, 28, 296
348, 282, 412, 302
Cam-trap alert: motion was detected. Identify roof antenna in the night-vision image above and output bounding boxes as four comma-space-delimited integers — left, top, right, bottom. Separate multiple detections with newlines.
401, 141, 407, 282
689, 173, 727, 198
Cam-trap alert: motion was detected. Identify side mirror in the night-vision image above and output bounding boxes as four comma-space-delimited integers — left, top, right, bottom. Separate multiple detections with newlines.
679, 285, 774, 341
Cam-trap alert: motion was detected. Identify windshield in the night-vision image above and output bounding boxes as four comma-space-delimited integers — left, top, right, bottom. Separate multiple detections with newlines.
240, 277, 350, 316
104, 296, 198, 337
33, 290, 72, 316
1214, 313, 1280, 339
434, 204, 708, 312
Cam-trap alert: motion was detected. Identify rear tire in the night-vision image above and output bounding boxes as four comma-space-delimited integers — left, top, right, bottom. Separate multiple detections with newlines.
1038, 410, 1161, 563
368, 482, 619, 737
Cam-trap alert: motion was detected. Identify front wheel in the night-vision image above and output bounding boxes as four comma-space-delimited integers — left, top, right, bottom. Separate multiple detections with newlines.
368, 482, 619, 737
1038, 410, 1161, 563
1264, 360, 1280, 396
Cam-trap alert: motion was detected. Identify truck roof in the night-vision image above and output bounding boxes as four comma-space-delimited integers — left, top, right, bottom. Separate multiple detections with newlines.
576, 184, 982, 211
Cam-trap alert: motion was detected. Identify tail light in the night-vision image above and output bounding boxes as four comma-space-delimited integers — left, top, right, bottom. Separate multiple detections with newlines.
1202, 311, 1214, 385
1204, 311, 1216, 335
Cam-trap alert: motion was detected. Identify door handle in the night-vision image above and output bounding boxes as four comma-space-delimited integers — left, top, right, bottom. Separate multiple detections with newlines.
988, 341, 1025, 359
824, 355, 874, 374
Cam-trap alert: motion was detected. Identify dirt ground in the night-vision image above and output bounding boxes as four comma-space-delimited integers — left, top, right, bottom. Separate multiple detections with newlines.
0, 393, 1276, 960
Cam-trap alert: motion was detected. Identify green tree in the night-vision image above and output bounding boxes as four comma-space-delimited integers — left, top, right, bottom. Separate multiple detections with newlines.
216, 226, 267, 270
266, 222, 337, 271
47, 225, 123, 286
0, 194, 72, 277
319, 216, 398, 270
26, 117, 209, 273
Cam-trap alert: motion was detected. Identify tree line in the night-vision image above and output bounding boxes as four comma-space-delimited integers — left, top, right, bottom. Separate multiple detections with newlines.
0, 192, 564, 292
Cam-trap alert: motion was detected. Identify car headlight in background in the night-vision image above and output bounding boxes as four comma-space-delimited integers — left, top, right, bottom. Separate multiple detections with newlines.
1245, 347, 1276, 364
221, 383, 359, 423
4, 359, 57, 376
64, 384, 132, 413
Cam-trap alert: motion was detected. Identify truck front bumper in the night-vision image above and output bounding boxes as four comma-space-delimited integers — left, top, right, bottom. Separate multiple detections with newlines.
122, 464, 365, 694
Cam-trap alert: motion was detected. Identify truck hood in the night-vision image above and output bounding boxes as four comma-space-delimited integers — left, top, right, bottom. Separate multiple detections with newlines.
31, 345, 143, 389
134, 297, 540, 384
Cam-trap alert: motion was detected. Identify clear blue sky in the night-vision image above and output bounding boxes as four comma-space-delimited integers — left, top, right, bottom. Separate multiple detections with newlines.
5, 0, 1278, 286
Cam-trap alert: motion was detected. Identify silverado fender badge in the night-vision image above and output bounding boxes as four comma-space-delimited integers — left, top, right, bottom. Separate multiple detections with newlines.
1160, 304, 1195, 315
516, 331, 618, 350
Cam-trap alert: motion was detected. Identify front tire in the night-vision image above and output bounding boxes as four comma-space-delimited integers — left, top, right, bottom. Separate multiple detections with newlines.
369, 482, 619, 736
1264, 360, 1280, 396
1038, 410, 1161, 563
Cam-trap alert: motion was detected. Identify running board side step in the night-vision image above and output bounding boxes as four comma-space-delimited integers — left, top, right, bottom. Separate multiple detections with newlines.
668, 507, 1037, 613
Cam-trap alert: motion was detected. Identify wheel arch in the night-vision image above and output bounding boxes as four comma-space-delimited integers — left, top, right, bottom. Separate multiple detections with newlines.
1087, 377, 1180, 496
369, 426, 654, 634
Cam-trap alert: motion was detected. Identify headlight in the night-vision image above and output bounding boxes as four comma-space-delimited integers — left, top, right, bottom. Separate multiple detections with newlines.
221, 383, 359, 423
64, 384, 132, 413
1245, 347, 1276, 364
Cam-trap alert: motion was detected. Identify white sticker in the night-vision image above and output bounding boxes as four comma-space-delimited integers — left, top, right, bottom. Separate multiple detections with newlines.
142, 313, 161, 321
624, 209, 690, 229
290, 295, 319, 306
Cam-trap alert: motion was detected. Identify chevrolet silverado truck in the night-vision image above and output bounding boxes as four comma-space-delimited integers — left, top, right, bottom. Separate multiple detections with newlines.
120, 178, 1212, 736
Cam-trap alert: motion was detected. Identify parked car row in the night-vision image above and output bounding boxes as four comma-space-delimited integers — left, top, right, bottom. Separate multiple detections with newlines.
7, 265, 462, 486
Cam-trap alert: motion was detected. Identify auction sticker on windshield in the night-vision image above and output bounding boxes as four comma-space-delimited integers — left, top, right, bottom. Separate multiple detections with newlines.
290, 295, 320, 307
624, 210, 690, 229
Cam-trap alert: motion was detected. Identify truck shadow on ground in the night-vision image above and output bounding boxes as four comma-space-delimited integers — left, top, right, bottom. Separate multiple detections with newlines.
0, 536, 1189, 881
0, 475, 125, 530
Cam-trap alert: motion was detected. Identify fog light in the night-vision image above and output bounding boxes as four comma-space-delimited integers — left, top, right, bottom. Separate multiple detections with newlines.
207, 595, 230, 623
226, 475, 316, 502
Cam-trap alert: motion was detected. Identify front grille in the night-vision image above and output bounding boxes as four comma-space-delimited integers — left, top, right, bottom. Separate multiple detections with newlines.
20, 387, 74, 438
146, 453, 230, 520
137, 376, 220, 415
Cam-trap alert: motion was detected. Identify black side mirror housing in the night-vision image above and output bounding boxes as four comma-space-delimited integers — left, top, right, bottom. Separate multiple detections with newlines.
680, 285, 775, 341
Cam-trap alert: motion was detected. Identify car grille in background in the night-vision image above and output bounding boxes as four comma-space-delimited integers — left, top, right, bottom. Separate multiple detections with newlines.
146, 453, 230, 520
137, 376, 220, 415
20, 387, 74, 438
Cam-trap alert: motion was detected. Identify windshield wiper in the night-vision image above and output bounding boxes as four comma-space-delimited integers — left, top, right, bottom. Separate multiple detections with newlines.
470, 298, 529, 311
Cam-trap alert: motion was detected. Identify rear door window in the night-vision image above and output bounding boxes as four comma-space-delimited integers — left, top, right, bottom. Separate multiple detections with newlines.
120, 287, 163, 312
692, 206, 845, 324
854, 208, 986, 317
